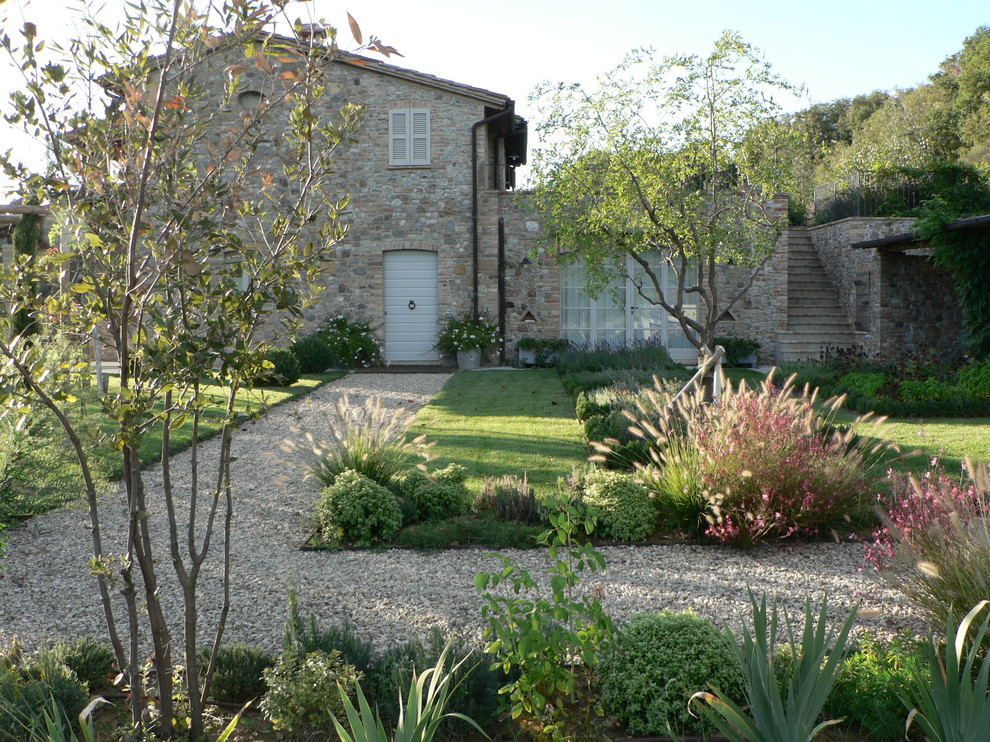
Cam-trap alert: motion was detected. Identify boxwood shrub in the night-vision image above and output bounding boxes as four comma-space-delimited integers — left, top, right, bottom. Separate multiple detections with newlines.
597, 611, 744, 736
261, 650, 360, 732
316, 470, 402, 544
254, 347, 301, 387
582, 470, 657, 542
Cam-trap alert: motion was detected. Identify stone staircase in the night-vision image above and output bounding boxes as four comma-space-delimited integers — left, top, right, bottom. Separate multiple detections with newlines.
775, 228, 858, 363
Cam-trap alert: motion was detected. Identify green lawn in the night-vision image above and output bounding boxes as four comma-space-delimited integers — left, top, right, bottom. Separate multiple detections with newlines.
873, 417, 990, 476
105, 371, 346, 475
409, 369, 588, 497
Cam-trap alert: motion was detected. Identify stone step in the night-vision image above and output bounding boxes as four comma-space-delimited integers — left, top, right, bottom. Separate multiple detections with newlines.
788, 307, 849, 320
790, 300, 844, 309
776, 333, 858, 363
787, 286, 842, 307
788, 321, 854, 334
789, 272, 837, 284
788, 280, 839, 291
789, 288, 842, 299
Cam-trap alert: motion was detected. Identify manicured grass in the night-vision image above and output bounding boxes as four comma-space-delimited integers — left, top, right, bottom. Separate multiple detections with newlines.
828, 401, 990, 477
874, 417, 990, 476
724, 367, 767, 386
103, 371, 346, 475
409, 369, 588, 497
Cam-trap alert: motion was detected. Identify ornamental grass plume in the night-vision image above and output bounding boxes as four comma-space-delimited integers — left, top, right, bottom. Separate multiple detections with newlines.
601, 371, 894, 546
867, 457, 990, 628
284, 393, 433, 488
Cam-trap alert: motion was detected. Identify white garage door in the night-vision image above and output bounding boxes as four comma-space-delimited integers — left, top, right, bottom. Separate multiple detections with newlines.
383, 250, 440, 363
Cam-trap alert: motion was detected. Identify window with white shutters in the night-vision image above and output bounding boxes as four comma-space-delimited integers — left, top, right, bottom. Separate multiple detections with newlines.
389, 108, 430, 166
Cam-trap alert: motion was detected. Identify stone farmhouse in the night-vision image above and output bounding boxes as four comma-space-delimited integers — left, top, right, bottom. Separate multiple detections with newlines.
229, 43, 552, 366
2, 41, 969, 368
240, 46, 964, 367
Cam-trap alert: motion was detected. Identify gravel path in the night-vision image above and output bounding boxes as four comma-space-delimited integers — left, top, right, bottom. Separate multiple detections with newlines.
0, 371, 925, 656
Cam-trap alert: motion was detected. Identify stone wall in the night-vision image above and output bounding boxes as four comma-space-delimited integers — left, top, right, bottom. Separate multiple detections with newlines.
877, 251, 965, 362
485, 192, 561, 361
808, 217, 965, 361
808, 217, 914, 356
710, 194, 790, 365
194, 45, 533, 363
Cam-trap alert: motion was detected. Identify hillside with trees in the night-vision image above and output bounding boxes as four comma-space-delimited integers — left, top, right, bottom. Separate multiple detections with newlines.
769, 25, 990, 222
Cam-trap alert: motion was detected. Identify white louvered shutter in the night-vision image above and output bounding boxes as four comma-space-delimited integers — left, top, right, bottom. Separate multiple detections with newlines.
389, 110, 408, 165
410, 109, 430, 165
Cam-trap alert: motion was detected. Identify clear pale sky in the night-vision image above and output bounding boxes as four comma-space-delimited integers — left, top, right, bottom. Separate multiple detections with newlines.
1, 0, 987, 194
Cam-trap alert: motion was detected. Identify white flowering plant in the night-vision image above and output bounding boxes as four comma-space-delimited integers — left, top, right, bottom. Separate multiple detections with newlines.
435, 314, 501, 353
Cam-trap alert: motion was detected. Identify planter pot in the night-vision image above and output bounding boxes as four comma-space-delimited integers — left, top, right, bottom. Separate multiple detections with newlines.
519, 348, 561, 367
456, 348, 482, 370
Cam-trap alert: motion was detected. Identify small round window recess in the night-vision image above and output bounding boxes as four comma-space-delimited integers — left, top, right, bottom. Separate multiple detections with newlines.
237, 90, 264, 111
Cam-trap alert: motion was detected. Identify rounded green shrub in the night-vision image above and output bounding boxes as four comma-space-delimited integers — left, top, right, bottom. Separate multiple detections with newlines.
583, 410, 626, 443
48, 637, 115, 692
410, 481, 469, 522
199, 643, 276, 704
835, 372, 887, 398
391, 464, 470, 523
261, 649, 360, 732
574, 391, 611, 421
597, 611, 744, 736
316, 470, 402, 544
958, 358, 990, 397
390, 468, 431, 499
291, 334, 335, 373
899, 377, 960, 401
582, 470, 657, 541
433, 462, 468, 484
255, 347, 301, 387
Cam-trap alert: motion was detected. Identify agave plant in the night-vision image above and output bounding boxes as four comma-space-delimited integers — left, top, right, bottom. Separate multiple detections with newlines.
332, 641, 486, 742
899, 600, 990, 742
690, 591, 857, 742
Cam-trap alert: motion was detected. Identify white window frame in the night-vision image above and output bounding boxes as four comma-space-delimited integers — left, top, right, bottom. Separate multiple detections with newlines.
389, 108, 431, 166
560, 252, 698, 362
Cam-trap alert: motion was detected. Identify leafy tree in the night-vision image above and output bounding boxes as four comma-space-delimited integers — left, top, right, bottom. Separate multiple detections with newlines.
0, 1, 393, 738
916, 197, 990, 358
9, 209, 42, 338
816, 85, 960, 182
530, 31, 791, 355
937, 25, 990, 167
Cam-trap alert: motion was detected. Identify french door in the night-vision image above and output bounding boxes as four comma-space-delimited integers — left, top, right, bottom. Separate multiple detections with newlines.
560, 252, 698, 363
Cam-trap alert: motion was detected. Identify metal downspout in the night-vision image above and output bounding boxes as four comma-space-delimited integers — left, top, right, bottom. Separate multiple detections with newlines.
497, 217, 506, 365
471, 102, 514, 320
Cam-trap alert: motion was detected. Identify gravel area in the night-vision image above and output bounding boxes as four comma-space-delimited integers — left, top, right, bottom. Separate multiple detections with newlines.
0, 371, 925, 656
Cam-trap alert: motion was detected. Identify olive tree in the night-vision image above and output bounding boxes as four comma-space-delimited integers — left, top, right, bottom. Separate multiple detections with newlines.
530, 31, 792, 356
0, 1, 393, 738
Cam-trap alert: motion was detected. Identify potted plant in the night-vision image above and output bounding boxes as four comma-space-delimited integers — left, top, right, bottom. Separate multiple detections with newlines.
517, 337, 572, 367
435, 314, 500, 369
715, 336, 761, 367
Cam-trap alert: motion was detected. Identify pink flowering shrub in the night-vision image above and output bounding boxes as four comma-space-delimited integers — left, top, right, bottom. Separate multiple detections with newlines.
867, 458, 990, 625
622, 372, 890, 547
